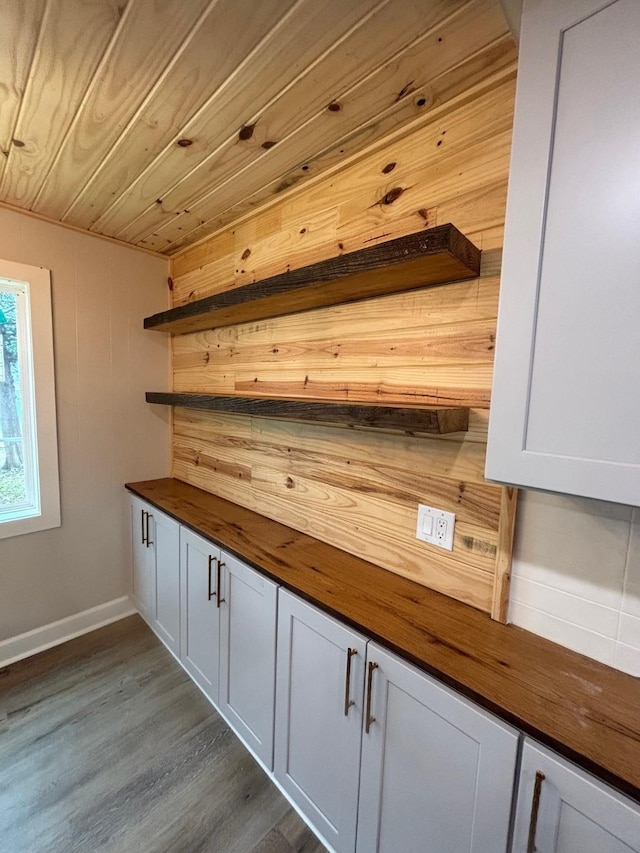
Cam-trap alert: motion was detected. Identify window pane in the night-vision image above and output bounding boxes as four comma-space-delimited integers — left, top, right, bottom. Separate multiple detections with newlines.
0, 282, 36, 518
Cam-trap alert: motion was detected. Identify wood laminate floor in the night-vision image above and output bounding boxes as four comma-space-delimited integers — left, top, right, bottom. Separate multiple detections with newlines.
0, 615, 327, 853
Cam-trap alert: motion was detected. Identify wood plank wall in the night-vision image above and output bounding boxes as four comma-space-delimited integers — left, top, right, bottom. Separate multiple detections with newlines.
168, 67, 517, 619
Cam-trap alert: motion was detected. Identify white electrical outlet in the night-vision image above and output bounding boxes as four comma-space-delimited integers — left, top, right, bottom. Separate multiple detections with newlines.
416, 504, 456, 551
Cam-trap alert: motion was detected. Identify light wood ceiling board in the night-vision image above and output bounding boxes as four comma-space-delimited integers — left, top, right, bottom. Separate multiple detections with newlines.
62, 0, 299, 229
168, 59, 515, 275
0, 0, 122, 209
91, 0, 397, 239
160, 41, 516, 253
130, 4, 514, 252
101, 0, 475, 246
0, 0, 45, 167
30, 0, 213, 220
168, 83, 512, 300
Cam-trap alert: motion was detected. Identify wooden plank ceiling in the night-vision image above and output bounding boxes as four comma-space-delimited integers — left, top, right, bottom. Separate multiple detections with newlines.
0, 0, 513, 255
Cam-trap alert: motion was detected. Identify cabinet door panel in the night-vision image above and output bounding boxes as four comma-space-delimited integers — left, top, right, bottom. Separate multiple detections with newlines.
512, 740, 640, 853
274, 590, 367, 853
356, 644, 518, 853
130, 495, 154, 622
152, 509, 180, 655
179, 527, 220, 704
218, 551, 278, 769
486, 0, 640, 504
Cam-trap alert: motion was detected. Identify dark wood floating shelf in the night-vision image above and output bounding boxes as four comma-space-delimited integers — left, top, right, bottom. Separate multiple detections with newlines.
145, 392, 470, 435
145, 224, 481, 334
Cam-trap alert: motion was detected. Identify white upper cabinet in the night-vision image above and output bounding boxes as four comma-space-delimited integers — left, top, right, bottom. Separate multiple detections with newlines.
486, 0, 640, 505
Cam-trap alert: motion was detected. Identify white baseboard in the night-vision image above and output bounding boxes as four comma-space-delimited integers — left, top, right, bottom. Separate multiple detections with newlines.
0, 596, 136, 668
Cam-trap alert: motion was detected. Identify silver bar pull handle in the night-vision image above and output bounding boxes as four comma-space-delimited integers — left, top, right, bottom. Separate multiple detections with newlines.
526, 771, 546, 853
207, 555, 216, 600
216, 560, 226, 608
365, 661, 378, 734
344, 648, 357, 716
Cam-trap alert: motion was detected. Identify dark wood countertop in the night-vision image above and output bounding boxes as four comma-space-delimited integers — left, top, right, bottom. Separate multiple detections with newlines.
126, 477, 640, 801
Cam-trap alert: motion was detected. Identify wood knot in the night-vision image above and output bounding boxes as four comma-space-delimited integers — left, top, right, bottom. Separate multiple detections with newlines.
395, 81, 415, 102
11, 138, 25, 148
379, 187, 404, 206
285, 476, 295, 489
238, 123, 256, 141
241, 248, 251, 261
167, 277, 174, 291
262, 140, 277, 149
381, 162, 396, 174
177, 138, 193, 147
327, 102, 342, 112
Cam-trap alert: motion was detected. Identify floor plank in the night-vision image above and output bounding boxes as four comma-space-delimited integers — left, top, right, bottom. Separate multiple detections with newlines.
0, 615, 326, 853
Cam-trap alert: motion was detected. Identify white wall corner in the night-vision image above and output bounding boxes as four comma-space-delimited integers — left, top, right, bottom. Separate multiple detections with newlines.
0, 597, 136, 669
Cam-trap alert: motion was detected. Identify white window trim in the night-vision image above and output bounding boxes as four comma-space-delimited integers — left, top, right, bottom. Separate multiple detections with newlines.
0, 259, 60, 539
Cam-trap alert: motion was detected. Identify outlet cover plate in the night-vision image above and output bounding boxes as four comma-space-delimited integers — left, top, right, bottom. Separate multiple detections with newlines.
416, 504, 456, 550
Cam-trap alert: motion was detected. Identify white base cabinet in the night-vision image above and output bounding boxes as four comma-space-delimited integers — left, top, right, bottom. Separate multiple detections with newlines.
152, 508, 180, 655
218, 551, 278, 770
129, 495, 179, 654
180, 527, 221, 704
274, 590, 367, 853
274, 592, 519, 853
512, 740, 640, 853
128, 496, 639, 853
356, 643, 519, 853
130, 495, 155, 622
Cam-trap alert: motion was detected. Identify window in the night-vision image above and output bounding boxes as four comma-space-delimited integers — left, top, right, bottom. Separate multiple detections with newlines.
0, 259, 60, 538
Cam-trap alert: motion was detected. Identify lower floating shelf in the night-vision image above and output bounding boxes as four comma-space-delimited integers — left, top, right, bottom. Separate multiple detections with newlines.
146, 392, 469, 435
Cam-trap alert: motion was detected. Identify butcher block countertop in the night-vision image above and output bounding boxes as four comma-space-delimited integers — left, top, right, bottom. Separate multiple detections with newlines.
126, 477, 640, 801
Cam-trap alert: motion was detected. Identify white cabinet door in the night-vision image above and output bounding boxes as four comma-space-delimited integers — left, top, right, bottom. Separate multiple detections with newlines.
486, 0, 640, 504
130, 495, 154, 622
512, 740, 640, 852
179, 527, 221, 704
150, 508, 180, 656
218, 550, 278, 770
274, 590, 367, 853
356, 644, 518, 853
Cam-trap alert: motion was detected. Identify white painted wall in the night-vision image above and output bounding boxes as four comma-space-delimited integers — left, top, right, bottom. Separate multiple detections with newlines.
510, 493, 640, 677
0, 208, 170, 641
